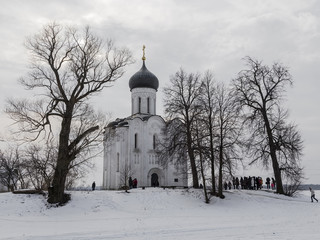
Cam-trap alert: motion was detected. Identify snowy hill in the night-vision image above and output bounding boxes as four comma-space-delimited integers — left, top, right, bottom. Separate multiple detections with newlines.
0, 188, 319, 240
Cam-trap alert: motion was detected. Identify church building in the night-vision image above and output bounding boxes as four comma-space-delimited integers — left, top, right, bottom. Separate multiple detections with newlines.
103, 47, 188, 189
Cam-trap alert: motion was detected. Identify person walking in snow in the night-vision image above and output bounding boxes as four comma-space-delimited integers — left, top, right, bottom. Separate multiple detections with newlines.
266, 177, 271, 189
271, 178, 276, 190
235, 177, 240, 189
129, 177, 133, 189
232, 177, 236, 189
251, 176, 255, 190
133, 178, 138, 188
310, 187, 318, 202
92, 181, 96, 191
240, 177, 244, 189
228, 181, 232, 190
256, 177, 263, 190
256, 177, 260, 190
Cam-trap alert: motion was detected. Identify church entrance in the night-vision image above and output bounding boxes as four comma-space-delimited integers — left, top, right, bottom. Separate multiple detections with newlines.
148, 168, 163, 187
151, 173, 159, 187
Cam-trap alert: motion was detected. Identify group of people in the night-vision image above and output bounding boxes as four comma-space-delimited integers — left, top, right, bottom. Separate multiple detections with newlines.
129, 177, 138, 189
224, 176, 276, 191
91, 179, 319, 204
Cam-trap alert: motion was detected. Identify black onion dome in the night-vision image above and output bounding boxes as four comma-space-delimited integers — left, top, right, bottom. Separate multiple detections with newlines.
129, 61, 159, 91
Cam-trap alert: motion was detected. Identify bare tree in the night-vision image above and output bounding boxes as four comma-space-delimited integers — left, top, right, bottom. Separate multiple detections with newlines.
214, 83, 243, 198
163, 69, 203, 188
158, 119, 187, 163
23, 143, 56, 190
5, 23, 133, 204
274, 114, 304, 196
197, 71, 218, 195
194, 119, 210, 203
23, 139, 97, 191
282, 163, 304, 196
119, 163, 135, 192
232, 57, 303, 195
0, 147, 24, 191
157, 118, 190, 183
65, 165, 90, 190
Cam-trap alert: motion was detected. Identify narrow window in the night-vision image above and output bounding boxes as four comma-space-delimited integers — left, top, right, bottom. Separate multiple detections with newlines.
117, 153, 120, 172
147, 97, 150, 114
174, 178, 179, 182
153, 134, 156, 150
138, 97, 141, 113
134, 133, 138, 149
131, 98, 134, 114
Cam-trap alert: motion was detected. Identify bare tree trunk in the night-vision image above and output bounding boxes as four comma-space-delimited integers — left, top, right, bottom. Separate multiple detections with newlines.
197, 134, 209, 203
189, 150, 199, 188
263, 113, 284, 194
208, 120, 216, 195
271, 152, 284, 194
198, 72, 216, 195
218, 144, 224, 198
199, 148, 209, 203
163, 69, 202, 189
195, 121, 209, 203
186, 121, 199, 188
48, 107, 73, 204
48, 162, 69, 203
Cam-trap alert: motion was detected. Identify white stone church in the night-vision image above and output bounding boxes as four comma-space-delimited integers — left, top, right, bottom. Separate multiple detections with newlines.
102, 49, 188, 189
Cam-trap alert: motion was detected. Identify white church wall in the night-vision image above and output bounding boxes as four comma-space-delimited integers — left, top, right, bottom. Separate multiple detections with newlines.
131, 88, 156, 115
141, 116, 162, 187
103, 138, 113, 189
103, 127, 129, 189
103, 116, 188, 189
128, 118, 143, 186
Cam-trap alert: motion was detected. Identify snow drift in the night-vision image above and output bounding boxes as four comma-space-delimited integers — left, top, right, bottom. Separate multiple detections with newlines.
0, 188, 319, 240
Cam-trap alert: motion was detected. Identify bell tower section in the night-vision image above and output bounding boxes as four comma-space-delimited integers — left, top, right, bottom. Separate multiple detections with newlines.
129, 46, 159, 116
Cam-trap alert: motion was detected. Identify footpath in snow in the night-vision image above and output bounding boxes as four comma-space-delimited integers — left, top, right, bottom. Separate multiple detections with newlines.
0, 188, 319, 240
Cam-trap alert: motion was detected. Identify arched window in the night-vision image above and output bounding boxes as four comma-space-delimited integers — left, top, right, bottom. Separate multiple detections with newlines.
147, 97, 150, 114
138, 97, 141, 113
134, 133, 138, 149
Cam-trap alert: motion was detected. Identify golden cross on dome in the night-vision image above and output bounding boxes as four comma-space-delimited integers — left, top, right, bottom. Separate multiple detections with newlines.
142, 45, 146, 61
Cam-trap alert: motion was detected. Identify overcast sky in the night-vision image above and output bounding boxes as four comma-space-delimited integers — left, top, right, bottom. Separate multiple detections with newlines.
1, 0, 319, 185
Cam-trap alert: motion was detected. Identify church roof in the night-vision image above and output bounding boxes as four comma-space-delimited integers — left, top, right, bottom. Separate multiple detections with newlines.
129, 60, 159, 91
105, 115, 165, 129
106, 118, 127, 129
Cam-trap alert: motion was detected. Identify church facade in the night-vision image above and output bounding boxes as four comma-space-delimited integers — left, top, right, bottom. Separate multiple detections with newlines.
103, 50, 188, 189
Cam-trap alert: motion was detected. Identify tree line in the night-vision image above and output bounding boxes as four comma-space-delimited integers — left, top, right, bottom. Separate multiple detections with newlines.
158, 57, 303, 203
0, 143, 91, 192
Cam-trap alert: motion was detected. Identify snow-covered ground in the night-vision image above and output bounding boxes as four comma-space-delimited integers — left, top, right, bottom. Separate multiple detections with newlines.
0, 188, 319, 240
